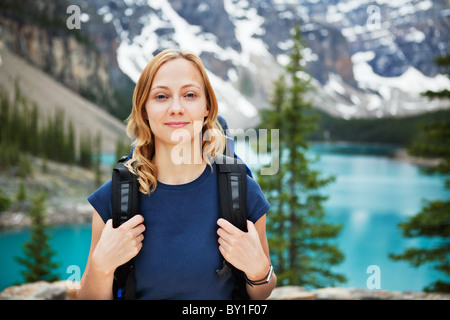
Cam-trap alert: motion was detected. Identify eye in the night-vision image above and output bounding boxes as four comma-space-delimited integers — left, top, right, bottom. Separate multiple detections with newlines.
155, 93, 168, 100
185, 92, 197, 99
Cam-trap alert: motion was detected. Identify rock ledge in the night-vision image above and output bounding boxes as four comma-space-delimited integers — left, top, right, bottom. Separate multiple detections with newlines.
1, 282, 449, 300
268, 285, 450, 300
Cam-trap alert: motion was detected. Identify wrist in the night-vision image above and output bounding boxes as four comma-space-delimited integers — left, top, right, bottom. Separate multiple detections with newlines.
91, 253, 115, 277
245, 261, 272, 282
244, 264, 274, 287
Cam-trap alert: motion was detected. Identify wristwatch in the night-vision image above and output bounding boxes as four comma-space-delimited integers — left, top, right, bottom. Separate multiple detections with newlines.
244, 264, 274, 287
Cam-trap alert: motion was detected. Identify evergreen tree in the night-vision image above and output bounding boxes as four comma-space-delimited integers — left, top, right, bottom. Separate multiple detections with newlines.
15, 193, 60, 283
0, 82, 93, 170
258, 25, 346, 287
78, 131, 93, 168
389, 53, 450, 293
94, 131, 103, 187
421, 54, 450, 100
65, 120, 76, 164
0, 188, 11, 213
16, 154, 33, 178
16, 180, 27, 202
115, 136, 132, 163
53, 109, 65, 163
29, 102, 40, 156
258, 75, 288, 276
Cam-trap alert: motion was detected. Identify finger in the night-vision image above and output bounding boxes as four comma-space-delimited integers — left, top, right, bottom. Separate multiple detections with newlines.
217, 218, 241, 235
136, 233, 144, 243
132, 223, 146, 237
217, 236, 228, 249
133, 242, 143, 257
217, 228, 233, 246
119, 214, 144, 230
218, 244, 226, 257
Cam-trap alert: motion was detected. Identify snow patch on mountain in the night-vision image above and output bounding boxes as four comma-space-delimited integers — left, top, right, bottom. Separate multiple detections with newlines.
106, 0, 449, 125
353, 51, 450, 97
350, 51, 450, 117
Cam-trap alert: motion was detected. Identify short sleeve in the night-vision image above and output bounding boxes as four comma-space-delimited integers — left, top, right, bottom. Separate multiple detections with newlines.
87, 180, 113, 223
246, 176, 270, 224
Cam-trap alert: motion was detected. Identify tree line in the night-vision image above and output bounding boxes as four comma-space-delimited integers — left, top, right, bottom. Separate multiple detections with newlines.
308, 107, 450, 146
0, 81, 100, 174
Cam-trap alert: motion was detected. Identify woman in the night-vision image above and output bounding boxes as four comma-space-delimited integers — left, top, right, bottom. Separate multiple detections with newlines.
77, 49, 276, 300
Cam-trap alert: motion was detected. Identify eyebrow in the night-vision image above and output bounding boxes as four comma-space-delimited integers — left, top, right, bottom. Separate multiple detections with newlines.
150, 84, 202, 92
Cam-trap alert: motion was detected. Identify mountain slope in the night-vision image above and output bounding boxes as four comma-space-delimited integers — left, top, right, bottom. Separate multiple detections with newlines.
0, 44, 127, 153
90, 0, 450, 127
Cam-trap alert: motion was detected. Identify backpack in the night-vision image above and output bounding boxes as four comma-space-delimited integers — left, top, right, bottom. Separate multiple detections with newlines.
111, 142, 251, 300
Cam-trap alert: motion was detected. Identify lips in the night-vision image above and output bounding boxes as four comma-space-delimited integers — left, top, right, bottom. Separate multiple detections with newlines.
165, 121, 190, 128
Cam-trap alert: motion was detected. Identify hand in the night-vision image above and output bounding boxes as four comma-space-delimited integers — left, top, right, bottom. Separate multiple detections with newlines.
92, 215, 145, 275
217, 218, 270, 281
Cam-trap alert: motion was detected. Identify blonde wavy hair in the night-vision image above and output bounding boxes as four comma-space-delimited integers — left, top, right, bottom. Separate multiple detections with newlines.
124, 49, 225, 194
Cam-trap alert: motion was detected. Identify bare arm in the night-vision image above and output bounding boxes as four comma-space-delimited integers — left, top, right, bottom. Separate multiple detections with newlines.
217, 214, 277, 300
245, 215, 277, 300
77, 211, 145, 300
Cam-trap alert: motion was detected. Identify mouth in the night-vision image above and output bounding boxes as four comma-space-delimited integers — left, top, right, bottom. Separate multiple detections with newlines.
165, 121, 190, 128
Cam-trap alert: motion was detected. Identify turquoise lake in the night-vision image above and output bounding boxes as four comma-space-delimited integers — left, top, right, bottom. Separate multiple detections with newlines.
0, 143, 449, 292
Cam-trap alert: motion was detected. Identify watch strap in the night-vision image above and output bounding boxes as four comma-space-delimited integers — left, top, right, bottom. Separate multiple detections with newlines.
243, 264, 274, 287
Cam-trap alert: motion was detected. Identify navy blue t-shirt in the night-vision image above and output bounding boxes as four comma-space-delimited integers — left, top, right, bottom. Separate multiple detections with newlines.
87, 162, 270, 300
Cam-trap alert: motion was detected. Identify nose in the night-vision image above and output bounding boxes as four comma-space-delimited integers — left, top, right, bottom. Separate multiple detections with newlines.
168, 97, 185, 115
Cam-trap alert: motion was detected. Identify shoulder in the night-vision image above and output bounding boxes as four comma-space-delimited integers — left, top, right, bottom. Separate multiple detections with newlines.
90, 180, 112, 199
246, 175, 270, 224
87, 180, 113, 223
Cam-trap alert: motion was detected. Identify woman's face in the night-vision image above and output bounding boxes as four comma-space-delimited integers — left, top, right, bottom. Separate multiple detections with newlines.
145, 58, 209, 149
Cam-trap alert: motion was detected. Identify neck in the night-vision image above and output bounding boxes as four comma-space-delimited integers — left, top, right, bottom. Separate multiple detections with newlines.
153, 141, 206, 185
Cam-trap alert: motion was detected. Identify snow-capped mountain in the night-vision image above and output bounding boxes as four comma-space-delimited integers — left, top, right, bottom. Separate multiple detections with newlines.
90, 0, 450, 127
3, 0, 449, 129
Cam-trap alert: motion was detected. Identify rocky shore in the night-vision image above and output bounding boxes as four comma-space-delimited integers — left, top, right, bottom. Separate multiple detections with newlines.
0, 156, 103, 230
1, 281, 449, 300
268, 285, 450, 300
0, 201, 92, 230
393, 149, 442, 167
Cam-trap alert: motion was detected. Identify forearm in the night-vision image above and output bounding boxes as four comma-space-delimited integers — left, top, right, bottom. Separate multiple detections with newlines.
76, 260, 114, 300
247, 272, 277, 300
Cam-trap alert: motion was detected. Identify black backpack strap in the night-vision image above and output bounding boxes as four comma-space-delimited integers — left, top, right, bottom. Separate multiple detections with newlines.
112, 157, 139, 228
111, 157, 139, 300
215, 154, 250, 300
216, 155, 248, 232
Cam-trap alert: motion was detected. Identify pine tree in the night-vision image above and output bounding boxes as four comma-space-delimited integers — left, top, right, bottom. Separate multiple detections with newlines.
389, 53, 450, 293
0, 188, 11, 213
115, 136, 131, 163
94, 131, 103, 187
15, 193, 60, 283
0, 82, 91, 170
258, 75, 288, 276
16, 180, 27, 202
53, 109, 65, 163
258, 25, 346, 287
29, 102, 40, 156
78, 131, 93, 168
66, 120, 76, 164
